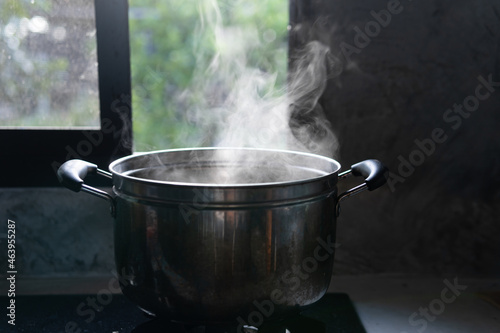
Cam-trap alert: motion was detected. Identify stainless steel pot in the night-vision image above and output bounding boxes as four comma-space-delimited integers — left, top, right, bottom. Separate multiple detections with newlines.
57, 147, 387, 326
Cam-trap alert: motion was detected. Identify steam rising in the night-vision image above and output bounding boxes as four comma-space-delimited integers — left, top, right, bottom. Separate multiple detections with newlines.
166, 0, 339, 184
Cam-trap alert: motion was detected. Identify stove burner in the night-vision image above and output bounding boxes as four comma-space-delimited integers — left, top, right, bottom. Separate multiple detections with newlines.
131, 294, 366, 333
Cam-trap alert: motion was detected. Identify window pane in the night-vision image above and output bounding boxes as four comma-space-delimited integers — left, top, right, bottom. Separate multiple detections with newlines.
0, 0, 99, 128
129, 0, 288, 151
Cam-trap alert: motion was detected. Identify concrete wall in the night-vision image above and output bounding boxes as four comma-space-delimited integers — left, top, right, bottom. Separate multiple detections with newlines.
0, 188, 115, 279
290, 0, 500, 276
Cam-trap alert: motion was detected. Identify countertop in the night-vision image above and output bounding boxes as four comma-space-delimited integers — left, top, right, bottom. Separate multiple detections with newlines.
328, 275, 500, 333
1, 275, 499, 333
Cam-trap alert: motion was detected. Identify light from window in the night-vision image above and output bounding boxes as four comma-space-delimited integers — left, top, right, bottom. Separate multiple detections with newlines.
129, 0, 288, 151
0, 0, 100, 128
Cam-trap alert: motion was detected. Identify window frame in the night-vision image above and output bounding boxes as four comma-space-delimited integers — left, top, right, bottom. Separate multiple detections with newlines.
0, 0, 132, 187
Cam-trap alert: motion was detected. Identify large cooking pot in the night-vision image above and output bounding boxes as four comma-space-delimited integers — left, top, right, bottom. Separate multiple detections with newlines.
57, 147, 387, 327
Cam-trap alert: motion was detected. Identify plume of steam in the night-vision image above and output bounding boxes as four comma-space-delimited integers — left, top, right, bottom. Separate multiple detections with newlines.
173, 0, 339, 183
287, 41, 339, 158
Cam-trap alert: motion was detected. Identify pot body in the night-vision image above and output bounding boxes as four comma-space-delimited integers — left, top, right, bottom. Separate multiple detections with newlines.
58, 148, 389, 325
113, 191, 337, 323
109, 148, 340, 324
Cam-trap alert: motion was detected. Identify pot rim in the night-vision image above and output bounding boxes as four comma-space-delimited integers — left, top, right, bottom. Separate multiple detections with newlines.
109, 147, 341, 188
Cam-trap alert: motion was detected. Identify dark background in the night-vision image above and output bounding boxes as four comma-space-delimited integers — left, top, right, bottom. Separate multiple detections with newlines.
290, 0, 500, 276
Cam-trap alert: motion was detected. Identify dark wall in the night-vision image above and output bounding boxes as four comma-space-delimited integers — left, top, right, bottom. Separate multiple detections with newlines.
290, 0, 500, 276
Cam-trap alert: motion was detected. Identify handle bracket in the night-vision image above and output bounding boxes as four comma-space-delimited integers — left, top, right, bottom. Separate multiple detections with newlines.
336, 159, 388, 216
57, 159, 115, 217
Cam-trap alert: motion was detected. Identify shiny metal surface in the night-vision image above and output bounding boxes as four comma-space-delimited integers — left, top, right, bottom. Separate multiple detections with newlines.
108, 148, 340, 205
109, 148, 340, 323
336, 170, 368, 208
114, 190, 337, 323
57, 148, 387, 325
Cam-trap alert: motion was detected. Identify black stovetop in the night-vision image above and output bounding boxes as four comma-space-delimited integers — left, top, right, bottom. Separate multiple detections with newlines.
0, 293, 366, 333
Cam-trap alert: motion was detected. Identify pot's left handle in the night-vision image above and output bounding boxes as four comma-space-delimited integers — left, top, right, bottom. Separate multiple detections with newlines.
57, 159, 116, 217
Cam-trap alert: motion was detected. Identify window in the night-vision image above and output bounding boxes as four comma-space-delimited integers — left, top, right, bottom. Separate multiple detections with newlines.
1, 1, 99, 128
1, 0, 288, 186
129, 0, 288, 151
0, 0, 132, 187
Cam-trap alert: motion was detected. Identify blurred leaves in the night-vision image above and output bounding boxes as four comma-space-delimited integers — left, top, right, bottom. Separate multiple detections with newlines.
0, 0, 287, 138
0, 0, 99, 126
130, 0, 288, 151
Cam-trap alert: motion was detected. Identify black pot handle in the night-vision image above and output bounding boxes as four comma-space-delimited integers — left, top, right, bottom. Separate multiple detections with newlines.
57, 159, 115, 216
350, 159, 388, 191
336, 159, 388, 215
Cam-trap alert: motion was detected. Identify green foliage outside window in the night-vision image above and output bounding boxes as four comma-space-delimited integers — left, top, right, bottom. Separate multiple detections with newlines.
129, 0, 288, 151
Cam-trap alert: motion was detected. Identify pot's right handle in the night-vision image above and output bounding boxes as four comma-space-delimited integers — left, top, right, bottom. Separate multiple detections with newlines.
57, 159, 116, 217
336, 159, 388, 213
